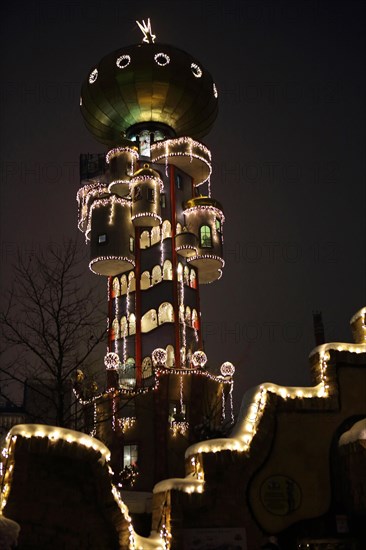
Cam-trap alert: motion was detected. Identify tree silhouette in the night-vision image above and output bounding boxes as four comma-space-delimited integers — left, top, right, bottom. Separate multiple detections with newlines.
0, 240, 105, 428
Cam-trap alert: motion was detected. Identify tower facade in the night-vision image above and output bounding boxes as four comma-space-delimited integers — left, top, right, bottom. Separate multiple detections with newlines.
75, 23, 234, 491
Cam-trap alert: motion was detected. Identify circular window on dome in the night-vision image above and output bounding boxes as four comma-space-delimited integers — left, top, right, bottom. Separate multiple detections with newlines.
89, 68, 98, 84
191, 63, 202, 78
154, 52, 170, 66
213, 83, 218, 98
116, 54, 131, 69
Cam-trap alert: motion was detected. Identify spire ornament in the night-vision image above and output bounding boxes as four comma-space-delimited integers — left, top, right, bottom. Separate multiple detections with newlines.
136, 18, 156, 44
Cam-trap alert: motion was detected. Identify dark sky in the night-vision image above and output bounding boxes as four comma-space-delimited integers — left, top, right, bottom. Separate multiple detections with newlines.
1, 0, 365, 412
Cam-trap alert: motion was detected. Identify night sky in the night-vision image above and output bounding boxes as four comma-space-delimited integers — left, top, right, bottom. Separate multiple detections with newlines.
1, 0, 365, 412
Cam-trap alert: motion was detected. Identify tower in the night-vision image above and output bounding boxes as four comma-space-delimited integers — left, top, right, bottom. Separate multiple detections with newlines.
75, 21, 234, 493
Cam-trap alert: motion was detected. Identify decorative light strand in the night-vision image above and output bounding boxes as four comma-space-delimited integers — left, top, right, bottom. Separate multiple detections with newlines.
106, 147, 138, 165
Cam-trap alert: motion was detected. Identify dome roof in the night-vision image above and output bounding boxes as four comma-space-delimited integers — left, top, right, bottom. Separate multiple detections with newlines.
80, 43, 218, 146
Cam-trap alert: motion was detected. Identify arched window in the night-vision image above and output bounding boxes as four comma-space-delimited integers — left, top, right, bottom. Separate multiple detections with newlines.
176, 222, 182, 235
177, 262, 183, 282
184, 266, 189, 286
200, 225, 212, 248
112, 277, 120, 298
120, 357, 136, 389
192, 309, 199, 330
166, 345, 175, 368
151, 225, 161, 245
111, 318, 120, 340
158, 302, 174, 325
162, 220, 171, 239
128, 271, 136, 292
163, 259, 173, 281
120, 316, 128, 338
141, 309, 158, 333
185, 306, 191, 325
190, 269, 197, 289
152, 265, 162, 285
142, 357, 153, 378
141, 271, 151, 290
140, 230, 150, 249
129, 313, 136, 335
120, 275, 128, 295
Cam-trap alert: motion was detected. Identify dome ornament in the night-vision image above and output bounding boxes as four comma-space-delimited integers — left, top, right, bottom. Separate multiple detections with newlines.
136, 18, 156, 44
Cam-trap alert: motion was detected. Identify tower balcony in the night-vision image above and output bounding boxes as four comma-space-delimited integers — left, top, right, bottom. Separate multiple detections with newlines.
151, 137, 212, 186
187, 254, 224, 284
175, 232, 198, 258
106, 146, 139, 197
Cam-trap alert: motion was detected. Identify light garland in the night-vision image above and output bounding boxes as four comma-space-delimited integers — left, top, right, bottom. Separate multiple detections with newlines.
183, 204, 225, 222
90, 403, 97, 437
131, 212, 162, 225
171, 421, 189, 437
89, 68, 98, 84
116, 54, 131, 69
154, 52, 170, 66
104, 352, 120, 370
191, 351, 207, 368
152, 348, 167, 367
188, 254, 225, 267
191, 63, 202, 78
76, 182, 109, 233
106, 147, 138, 165
220, 362, 235, 377
118, 417, 136, 433
89, 256, 135, 275
151, 137, 212, 186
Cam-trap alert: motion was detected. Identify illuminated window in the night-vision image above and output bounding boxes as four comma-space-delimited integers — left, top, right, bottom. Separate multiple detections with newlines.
160, 193, 166, 208
163, 259, 173, 280
129, 313, 136, 335
158, 302, 174, 324
139, 131, 150, 157
166, 345, 175, 367
111, 318, 120, 340
152, 265, 162, 285
120, 275, 128, 295
142, 357, 153, 378
141, 309, 158, 332
190, 269, 197, 289
200, 225, 212, 248
162, 220, 171, 239
112, 277, 120, 297
123, 444, 138, 467
129, 236, 134, 252
98, 234, 107, 244
151, 225, 160, 245
140, 271, 150, 290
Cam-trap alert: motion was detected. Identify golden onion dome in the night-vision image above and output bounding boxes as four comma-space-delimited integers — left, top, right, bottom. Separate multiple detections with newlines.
80, 43, 218, 146
132, 163, 161, 179
184, 196, 224, 213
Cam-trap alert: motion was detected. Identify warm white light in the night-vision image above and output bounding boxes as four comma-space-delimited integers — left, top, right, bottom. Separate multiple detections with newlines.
116, 55, 131, 69
89, 68, 98, 84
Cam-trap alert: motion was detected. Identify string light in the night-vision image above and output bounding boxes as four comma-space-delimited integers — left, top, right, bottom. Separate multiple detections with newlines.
191, 351, 207, 368
220, 362, 235, 377
151, 137, 212, 186
89, 68, 98, 84
118, 417, 136, 433
106, 147, 138, 165
191, 63, 202, 78
152, 348, 167, 367
154, 53, 170, 66
116, 55, 131, 69
104, 352, 120, 370
89, 256, 135, 275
